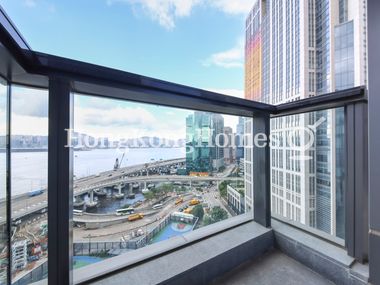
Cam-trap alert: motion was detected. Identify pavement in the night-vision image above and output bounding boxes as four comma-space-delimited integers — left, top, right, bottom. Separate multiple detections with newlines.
210, 249, 334, 285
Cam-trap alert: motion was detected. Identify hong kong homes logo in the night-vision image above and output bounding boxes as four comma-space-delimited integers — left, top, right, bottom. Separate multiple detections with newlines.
288, 117, 327, 161
64, 116, 327, 162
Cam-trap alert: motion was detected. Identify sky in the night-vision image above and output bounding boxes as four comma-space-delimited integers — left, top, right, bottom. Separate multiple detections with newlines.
0, 0, 253, 138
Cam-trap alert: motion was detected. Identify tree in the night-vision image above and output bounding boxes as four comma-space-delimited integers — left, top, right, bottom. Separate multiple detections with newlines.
159, 183, 173, 194
218, 181, 229, 198
202, 206, 228, 226
203, 215, 213, 226
143, 191, 154, 200
191, 205, 204, 220
121, 203, 131, 209
218, 166, 226, 173
179, 186, 187, 192
210, 206, 228, 222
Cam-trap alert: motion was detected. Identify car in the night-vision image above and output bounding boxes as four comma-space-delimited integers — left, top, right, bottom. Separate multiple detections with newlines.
178, 207, 184, 212
28, 255, 39, 262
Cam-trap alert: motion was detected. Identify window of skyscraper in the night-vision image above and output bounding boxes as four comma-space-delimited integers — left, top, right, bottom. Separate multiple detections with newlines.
245, 0, 366, 242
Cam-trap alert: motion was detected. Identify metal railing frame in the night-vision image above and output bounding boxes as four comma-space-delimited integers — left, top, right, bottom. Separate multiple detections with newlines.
0, 5, 370, 284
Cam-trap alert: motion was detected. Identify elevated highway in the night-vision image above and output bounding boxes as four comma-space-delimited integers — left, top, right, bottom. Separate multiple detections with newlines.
0, 158, 185, 225
1, 158, 242, 225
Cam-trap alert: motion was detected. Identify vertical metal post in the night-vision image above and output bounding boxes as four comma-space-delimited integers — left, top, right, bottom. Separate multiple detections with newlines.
48, 77, 73, 285
345, 104, 355, 257
354, 102, 368, 263
345, 102, 368, 263
368, 0, 380, 283
253, 113, 271, 227
6, 82, 11, 285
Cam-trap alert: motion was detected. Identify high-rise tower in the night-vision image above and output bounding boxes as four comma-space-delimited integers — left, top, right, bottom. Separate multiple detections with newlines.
244, 0, 366, 238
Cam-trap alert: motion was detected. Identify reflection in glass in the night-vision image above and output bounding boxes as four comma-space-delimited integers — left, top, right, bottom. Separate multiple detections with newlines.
270, 109, 345, 241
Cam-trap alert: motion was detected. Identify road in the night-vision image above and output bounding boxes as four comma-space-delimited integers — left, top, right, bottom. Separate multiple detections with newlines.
0, 158, 186, 224
198, 186, 232, 218
0, 194, 48, 223
1, 163, 242, 225
73, 194, 194, 242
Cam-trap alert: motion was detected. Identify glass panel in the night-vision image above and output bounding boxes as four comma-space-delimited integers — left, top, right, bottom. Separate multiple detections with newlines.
0, 78, 8, 285
71, 94, 252, 274
244, 0, 361, 244
270, 108, 345, 242
10, 86, 48, 284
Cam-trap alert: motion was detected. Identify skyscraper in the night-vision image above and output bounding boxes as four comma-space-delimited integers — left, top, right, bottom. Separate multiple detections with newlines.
235, 117, 245, 161
223, 127, 234, 165
186, 112, 225, 175
245, 0, 366, 238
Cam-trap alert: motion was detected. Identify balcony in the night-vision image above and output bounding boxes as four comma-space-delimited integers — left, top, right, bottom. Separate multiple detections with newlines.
0, 2, 379, 285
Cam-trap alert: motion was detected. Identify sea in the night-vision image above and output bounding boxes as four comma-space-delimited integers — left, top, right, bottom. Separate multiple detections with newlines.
0, 148, 185, 198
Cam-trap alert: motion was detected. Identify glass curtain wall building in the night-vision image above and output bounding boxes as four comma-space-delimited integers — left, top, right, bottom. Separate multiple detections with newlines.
245, 0, 367, 239
186, 112, 225, 175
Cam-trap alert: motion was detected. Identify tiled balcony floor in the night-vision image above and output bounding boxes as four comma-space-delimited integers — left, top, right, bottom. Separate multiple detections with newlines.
210, 249, 334, 285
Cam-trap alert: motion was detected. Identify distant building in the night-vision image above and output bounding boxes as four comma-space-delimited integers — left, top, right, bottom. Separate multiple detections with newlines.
8, 135, 48, 149
235, 117, 244, 161
227, 185, 245, 215
223, 127, 234, 165
186, 112, 225, 174
212, 114, 225, 170
238, 159, 244, 177
12, 240, 28, 272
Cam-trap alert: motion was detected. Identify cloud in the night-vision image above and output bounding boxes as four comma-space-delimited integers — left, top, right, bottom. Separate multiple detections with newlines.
106, 0, 252, 29
12, 87, 48, 118
203, 39, 244, 69
206, 88, 244, 99
73, 98, 189, 140
24, 0, 37, 8
107, 0, 201, 29
22, 0, 56, 14
75, 106, 156, 128
209, 0, 253, 15
205, 88, 245, 132
10, 115, 48, 136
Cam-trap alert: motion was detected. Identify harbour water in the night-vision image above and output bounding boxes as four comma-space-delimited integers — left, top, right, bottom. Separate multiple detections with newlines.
0, 148, 185, 198
83, 193, 146, 214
